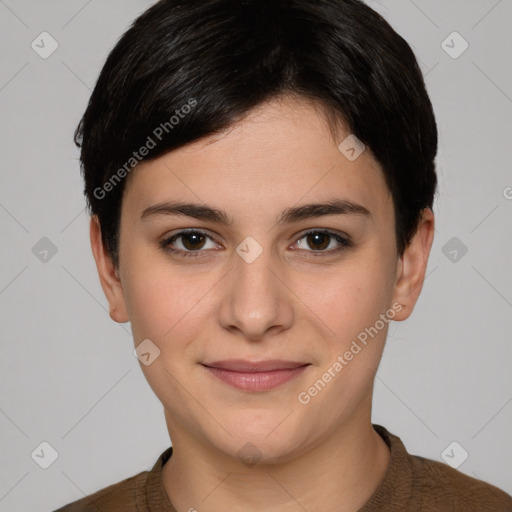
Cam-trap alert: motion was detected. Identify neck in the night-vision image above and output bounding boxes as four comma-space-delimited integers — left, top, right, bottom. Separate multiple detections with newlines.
161, 403, 390, 512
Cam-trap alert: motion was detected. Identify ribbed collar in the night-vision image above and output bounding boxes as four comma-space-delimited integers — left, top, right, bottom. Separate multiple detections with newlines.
359, 425, 413, 510
143, 445, 176, 511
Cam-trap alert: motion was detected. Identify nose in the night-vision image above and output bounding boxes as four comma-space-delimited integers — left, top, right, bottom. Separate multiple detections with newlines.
217, 244, 294, 341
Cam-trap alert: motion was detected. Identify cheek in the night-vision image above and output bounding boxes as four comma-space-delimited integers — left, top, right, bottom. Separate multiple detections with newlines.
121, 247, 219, 355
305, 256, 395, 341
293, 261, 394, 423
122, 260, 207, 405
119, 243, 176, 340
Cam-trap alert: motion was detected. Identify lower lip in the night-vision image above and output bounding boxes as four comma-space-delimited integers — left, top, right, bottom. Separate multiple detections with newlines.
203, 365, 309, 391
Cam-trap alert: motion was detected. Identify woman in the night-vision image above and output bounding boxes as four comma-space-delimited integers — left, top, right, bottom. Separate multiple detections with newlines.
54, 0, 512, 510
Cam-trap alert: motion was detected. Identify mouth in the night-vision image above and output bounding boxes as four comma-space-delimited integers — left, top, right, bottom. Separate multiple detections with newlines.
201, 359, 311, 391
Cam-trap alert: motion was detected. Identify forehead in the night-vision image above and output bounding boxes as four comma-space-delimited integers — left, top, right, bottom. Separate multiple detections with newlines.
122, 96, 392, 223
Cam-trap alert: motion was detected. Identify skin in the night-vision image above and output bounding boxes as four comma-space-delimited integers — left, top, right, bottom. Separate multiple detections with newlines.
90, 95, 434, 512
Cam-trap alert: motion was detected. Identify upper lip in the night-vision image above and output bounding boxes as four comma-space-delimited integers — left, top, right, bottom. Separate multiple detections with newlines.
202, 359, 310, 372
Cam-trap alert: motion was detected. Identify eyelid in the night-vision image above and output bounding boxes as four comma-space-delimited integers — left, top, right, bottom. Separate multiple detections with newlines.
159, 228, 222, 254
292, 228, 353, 255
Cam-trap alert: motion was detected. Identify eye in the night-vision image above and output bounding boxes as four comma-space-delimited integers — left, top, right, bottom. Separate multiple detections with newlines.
160, 228, 353, 259
292, 229, 353, 256
160, 229, 220, 257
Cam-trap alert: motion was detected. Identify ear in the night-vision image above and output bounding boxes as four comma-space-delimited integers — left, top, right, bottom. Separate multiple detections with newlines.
391, 208, 435, 321
89, 215, 129, 323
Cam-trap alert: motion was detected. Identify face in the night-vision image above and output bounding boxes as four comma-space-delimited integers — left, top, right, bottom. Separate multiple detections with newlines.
92, 95, 433, 464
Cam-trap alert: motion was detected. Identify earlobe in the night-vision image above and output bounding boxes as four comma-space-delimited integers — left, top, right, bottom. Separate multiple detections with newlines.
89, 216, 129, 323
391, 208, 435, 321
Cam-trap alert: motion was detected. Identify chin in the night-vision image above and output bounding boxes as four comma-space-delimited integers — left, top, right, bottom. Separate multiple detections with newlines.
203, 410, 317, 466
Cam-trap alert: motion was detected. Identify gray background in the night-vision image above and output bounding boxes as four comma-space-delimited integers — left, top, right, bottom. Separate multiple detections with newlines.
0, 1, 511, 510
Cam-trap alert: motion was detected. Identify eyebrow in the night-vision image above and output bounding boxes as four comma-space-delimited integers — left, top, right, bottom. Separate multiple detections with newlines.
140, 199, 371, 225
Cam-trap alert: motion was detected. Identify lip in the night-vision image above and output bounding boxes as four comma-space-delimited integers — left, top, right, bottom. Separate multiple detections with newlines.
201, 359, 310, 391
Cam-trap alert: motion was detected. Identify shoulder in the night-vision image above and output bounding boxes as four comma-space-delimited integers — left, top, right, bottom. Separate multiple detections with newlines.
52, 470, 148, 511
409, 453, 512, 511
369, 425, 512, 512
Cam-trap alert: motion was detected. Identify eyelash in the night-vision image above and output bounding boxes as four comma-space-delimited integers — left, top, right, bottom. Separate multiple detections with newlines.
159, 229, 353, 258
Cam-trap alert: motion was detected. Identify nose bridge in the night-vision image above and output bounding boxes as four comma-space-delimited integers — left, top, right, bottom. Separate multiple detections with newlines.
219, 239, 293, 339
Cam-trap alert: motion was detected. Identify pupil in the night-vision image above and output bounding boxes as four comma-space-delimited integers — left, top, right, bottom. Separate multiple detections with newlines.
183, 232, 205, 250
308, 233, 329, 250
